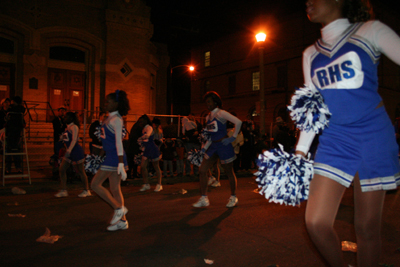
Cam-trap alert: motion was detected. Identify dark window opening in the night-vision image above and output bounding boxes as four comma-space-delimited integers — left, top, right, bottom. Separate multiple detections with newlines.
120, 63, 132, 77
0, 37, 14, 54
50, 46, 85, 63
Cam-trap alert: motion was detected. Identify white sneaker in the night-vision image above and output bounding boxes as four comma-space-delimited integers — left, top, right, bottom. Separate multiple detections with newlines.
107, 220, 129, 231
55, 190, 68, 198
193, 196, 210, 208
154, 184, 163, 192
110, 206, 128, 225
78, 190, 92, 197
139, 184, 151, 192
208, 176, 216, 186
211, 180, 221, 187
226, 196, 238, 208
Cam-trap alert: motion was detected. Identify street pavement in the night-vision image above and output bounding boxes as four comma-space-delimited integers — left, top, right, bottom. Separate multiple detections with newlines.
1, 172, 399, 267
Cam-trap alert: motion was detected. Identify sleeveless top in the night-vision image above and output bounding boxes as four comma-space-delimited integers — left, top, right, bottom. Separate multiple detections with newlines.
310, 22, 381, 125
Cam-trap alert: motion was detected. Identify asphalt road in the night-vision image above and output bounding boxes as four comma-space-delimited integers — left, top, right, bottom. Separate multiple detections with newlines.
1, 173, 399, 267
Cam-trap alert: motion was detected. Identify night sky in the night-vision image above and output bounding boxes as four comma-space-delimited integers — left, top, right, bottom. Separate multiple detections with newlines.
144, 0, 307, 115
143, 0, 398, 115
145, 0, 306, 63
145, 0, 399, 61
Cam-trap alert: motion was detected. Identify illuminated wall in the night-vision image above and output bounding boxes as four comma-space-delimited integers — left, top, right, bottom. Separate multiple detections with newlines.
0, 0, 169, 125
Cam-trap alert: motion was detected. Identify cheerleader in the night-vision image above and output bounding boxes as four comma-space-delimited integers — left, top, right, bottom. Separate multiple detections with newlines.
138, 115, 163, 192
298, 0, 400, 266
91, 90, 130, 231
55, 112, 91, 198
193, 91, 242, 208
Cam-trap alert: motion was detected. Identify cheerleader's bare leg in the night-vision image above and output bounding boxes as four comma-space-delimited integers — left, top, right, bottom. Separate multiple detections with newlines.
221, 162, 237, 196
76, 162, 90, 190
199, 154, 218, 195
59, 159, 70, 190
305, 174, 346, 267
353, 173, 385, 267
108, 171, 126, 221
214, 160, 220, 182
91, 170, 122, 210
152, 160, 162, 185
141, 157, 149, 184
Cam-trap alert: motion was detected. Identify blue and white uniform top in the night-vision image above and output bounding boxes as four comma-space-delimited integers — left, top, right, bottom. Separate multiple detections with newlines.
297, 19, 400, 191
100, 111, 128, 171
138, 124, 161, 161
62, 122, 85, 164
304, 19, 400, 124
203, 108, 242, 148
202, 108, 242, 164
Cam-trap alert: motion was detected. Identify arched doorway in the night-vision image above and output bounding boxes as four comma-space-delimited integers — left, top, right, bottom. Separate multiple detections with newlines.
47, 46, 86, 120
0, 63, 14, 100
48, 69, 85, 111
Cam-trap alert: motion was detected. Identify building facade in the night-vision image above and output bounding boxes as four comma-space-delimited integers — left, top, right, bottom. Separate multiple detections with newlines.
0, 0, 169, 125
190, 3, 400, 135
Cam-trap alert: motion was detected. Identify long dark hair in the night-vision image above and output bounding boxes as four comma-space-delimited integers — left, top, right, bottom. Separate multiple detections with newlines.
107, 90, 130, 116
65, 112, 80, 128
203, 91, 222, 108
342, 0, 374, 23
139, 114, 152, 127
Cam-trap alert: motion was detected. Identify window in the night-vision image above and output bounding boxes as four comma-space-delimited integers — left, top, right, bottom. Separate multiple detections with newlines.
252, 71, 260, 91
0, 37, 14, 54
120, 62, 132, 77
204, 51, 210, 67
50, 46, 85, 63
228, 75, 236, 94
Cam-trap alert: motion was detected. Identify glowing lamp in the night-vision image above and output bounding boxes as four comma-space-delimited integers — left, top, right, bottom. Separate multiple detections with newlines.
256, 33, 267, 42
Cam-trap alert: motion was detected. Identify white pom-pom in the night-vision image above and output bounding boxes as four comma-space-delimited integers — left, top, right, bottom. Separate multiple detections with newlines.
255, 144, 314, 206
85, 154, 105, 174
187, 149, 205, 167
122, 126, 127, 139
198, 128, 211, 144
94, 126, 102, 141
95, 125, 125, 140
288, 86, 331, 134
134, 153, 142, 165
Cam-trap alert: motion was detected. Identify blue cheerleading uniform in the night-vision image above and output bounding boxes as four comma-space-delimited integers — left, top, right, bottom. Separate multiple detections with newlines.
204, 108, 241, 164
303, 19, 400, 192
140, 125, 161, 162
100, 111, 128, 171
62, 123, 85, 164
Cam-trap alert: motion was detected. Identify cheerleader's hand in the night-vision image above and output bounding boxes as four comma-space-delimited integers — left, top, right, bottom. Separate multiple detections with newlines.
222, 136, 235, 146
295, 150, 306, 158
64, 151, 71, 158
118, 163, 127, 181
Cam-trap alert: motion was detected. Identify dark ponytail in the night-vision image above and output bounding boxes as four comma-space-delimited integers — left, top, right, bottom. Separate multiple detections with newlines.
108, 90, 130, 116
342, 0, 374, 23
66, 111, 80, 128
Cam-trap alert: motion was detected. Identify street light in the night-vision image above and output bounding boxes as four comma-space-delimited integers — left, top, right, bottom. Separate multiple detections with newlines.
169, 65, 195, 115
256, 32, 266, 137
